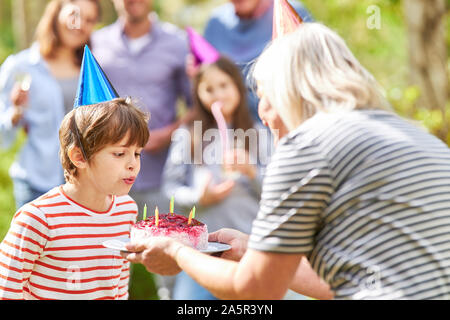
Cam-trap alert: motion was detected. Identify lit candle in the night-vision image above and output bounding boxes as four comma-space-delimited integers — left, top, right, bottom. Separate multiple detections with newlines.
170, 196, 174, 215
188, 206, 196, 225
143, 204, 147, 221
155, 206, 159, 227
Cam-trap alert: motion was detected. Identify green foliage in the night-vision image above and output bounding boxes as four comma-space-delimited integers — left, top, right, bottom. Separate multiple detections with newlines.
129, 264, 160, 300
0, 130, 26, 238
302, 0, 408, 94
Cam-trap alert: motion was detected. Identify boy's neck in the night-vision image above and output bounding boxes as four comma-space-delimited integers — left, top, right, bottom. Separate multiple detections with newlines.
62, 182, 114, 213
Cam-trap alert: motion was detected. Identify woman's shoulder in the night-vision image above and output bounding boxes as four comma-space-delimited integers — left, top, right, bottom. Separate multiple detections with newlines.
3, 44, 41, 66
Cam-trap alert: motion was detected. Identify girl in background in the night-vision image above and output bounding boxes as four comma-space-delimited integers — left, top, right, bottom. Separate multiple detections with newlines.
162, 56, 264, 300
0, 0, 100, 209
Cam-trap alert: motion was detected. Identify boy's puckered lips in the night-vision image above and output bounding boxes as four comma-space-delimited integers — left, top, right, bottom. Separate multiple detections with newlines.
123, 177, 136, 184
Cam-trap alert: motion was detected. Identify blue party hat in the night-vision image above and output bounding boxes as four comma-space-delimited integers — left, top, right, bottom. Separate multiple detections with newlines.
73, 45, 119, 108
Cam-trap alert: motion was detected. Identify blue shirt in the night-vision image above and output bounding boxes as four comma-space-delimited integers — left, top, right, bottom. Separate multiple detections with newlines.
0, 44, 66, 191
204, 1, 313, 122
91, 14, 192, 191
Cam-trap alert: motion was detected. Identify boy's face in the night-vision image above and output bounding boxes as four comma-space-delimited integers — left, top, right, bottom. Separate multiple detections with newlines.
84, 132, 142, 197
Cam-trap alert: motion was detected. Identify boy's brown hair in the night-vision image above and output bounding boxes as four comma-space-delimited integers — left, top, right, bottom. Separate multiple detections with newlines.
59, 98, 150, 182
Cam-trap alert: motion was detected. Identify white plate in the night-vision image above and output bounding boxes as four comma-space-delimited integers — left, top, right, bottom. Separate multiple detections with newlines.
102, 238, 231, 254
201, 242, 232, 254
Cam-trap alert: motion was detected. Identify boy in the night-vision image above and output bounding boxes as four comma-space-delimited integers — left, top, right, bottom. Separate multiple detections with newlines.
0, 46, 150, 299
0, 98, 149, 299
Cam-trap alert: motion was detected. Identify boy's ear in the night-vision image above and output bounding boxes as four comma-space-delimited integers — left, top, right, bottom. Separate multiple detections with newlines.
68, 146, 88, 169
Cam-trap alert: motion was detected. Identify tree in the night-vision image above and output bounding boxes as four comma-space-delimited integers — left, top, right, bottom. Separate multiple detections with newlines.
404, 0, 449, 141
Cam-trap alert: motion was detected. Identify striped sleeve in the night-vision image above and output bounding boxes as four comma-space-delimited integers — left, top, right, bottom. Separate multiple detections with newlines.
248, 139, 334, 254
0, 204, 49, 299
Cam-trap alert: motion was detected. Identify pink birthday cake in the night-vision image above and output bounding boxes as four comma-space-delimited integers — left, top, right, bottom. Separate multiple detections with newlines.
131, 213, 208, 250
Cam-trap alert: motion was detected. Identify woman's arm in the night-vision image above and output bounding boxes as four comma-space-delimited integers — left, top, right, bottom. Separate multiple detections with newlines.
123, 237, 302, 300
210, 228, 334, 299
290, 256, 334, 300
123, 231, 333, 300
0, 55, 21, 149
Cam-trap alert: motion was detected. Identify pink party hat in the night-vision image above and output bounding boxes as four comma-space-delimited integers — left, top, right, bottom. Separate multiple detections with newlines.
272, 0, 303, 39
186, 26, 220, 66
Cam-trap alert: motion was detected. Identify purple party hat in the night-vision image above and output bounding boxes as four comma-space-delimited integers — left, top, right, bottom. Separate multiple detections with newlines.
186, 26, 220, 66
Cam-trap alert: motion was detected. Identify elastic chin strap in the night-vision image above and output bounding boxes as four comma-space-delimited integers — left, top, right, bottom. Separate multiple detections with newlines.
71, 113, 88, 162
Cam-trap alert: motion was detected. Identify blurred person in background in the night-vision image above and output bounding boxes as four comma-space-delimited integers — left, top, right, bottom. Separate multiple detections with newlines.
203, 0, 313, 124
92, 0, 193, 224
164, 55, 263, 300
0, 0, 100, 210
91, 0, 193, 299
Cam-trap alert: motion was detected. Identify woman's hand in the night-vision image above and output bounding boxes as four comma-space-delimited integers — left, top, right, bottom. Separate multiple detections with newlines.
10, 82, 29, 126
198, 172, 235, 207
223, 148, 257, 180
121, 237, 184, 276
208, 228, 249, 261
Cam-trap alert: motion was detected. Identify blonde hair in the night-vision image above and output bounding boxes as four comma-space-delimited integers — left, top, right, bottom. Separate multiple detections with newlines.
252, 22, 391, 131
59, 98, 149, 182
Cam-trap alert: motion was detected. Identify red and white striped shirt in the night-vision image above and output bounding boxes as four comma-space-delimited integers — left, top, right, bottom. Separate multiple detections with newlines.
0, 186, 137, 300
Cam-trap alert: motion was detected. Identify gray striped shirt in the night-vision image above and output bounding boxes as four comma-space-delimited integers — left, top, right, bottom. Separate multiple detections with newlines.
248, 110, 450, 299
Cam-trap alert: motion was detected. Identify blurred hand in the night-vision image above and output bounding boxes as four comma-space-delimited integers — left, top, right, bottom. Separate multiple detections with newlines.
144, 122, 180, 154
198, 172, 235, 207
223, 148, 257, 179
121, 237, 183, 276
10, 82, 29, 126
208, 228, 249, 261
185, 54, 200, 80
179, 108, 196, 125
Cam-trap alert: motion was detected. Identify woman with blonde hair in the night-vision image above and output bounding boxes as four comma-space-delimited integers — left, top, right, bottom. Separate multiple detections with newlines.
123, 23, 450, 300
0, 0, 100, 209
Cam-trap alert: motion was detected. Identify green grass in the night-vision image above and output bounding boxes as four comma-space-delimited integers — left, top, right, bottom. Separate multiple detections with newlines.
0, 129, 25, 238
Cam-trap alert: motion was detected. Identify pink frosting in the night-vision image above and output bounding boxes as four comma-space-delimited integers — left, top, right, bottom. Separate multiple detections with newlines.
131, 213, 208, 250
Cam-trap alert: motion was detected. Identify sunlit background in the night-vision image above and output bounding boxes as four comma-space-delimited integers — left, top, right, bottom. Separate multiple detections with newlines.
0, 0, 448, 299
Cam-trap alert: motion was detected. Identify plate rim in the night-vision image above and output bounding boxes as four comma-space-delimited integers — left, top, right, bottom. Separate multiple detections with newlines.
102, 238, 231, 253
